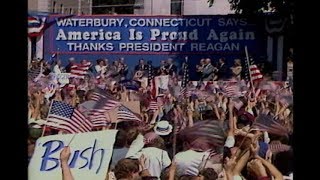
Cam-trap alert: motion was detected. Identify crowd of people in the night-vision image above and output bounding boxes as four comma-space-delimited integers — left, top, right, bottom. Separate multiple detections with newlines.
28, 56, 293, 180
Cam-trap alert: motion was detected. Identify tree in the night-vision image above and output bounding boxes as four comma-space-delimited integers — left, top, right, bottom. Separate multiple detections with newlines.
227, 0, 294, 17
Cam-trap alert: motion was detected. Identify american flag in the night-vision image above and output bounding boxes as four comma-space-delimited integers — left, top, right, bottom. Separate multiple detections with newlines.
90, 88, 114, 102
252, 114, 289, 136
28, 63, 43, 81
232, 98, 244, 110
46, 100, 92, 134
179, 120, 226, 148
180, 60, 189, 97
279, 95, 293, 107
70, 61, 91, 79
147, 64, 154, 86
269, 141, 291, 154
117, 105, 142, 122
88, 97, 120, 127
245, 57, 263, 82
225, 84, 241, 98
147, 99, 158, 111
28, 15, 46, 37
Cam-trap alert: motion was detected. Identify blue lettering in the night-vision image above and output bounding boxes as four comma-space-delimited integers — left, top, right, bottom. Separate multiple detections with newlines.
89, 139, 105, 174
40, 140, 64, 171
69, 150, 80, 168
79, 147, 92, 169
39, 139, 106, 174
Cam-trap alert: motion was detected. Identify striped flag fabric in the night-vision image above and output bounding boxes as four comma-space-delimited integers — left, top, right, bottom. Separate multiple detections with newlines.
252, 114, 289, 136
46, 100, 92, 134
247, 58, 263, 82
28, 65, 42, 81
147, 64, 154, 86
70, 61, 91, 79
28, 16, 40, 26
180, 60, 189, 97
147, 99, 158, 111
178, 120, 226, 148
88, 97, 120, 127
117, 105, 142, 122
269, 141, 291, 154
225, 84, 241, 98
279, 95, 293, 107
28, 15, 46, 37
232, 98, 244, 110
90, 88, 115, 102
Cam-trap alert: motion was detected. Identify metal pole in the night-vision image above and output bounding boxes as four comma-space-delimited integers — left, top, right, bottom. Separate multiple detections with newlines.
78, 0, 81, 15
41, 100, 54, 137
151, 0, 153, 15
89, 0, 92, 15
245, 46, 255, 95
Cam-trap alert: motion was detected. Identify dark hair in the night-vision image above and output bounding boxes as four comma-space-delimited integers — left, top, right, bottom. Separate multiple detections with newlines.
114, 158, 140, 179
223, 147, 232, 161
273, 150, 293, 176
141, 176, 158, 180
179, 175, 199, 180
76, 90, 86, 103
96, 59, 103, 64
144, 136, 165, 150
85, 90, 94, 101
114, 129, 127, 148
199, 168, 218, 180
202, 110, 216, 120
126, 128, 139, 146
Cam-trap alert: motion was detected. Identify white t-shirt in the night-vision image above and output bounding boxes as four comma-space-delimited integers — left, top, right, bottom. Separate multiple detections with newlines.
95, 65, 106, 74
131, 147, 171, 178
125, 134, 145, 158
53, 65, 61, 74
174, 150, 210, 176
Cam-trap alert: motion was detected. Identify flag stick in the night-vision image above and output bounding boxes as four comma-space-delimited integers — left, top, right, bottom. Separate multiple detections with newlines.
57, 47, 59, 61
41, 100, 54, 137
67, 134, 76, 146
234, 127, 252, 156
172, 119, 177, 156
244, 46, 256, 98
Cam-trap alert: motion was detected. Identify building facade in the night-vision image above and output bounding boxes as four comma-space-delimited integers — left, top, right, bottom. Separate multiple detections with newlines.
28, 0, 92, 15
28, 0, 92, 63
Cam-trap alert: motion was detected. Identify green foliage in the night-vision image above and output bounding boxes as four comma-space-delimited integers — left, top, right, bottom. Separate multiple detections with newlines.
227, 0, 294, 16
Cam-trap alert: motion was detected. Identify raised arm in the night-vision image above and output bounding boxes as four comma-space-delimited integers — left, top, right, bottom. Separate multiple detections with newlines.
232, 149, 250, 175
60, 146, 74, 180
255, 155, 284, 180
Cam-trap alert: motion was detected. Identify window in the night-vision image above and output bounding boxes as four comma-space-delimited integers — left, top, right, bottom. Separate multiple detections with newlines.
92, 0, 134, 14
60, 4, 64, 13
69, 8, 73, 15
52, 1, 56, 13
171, 0, 182, 15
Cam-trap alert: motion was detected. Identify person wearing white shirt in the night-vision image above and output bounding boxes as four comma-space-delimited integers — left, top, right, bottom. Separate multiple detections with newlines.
53, 60, 62, 74
95, 59, 107, 77
174, 149, 211, 176
127, 132, 171, 179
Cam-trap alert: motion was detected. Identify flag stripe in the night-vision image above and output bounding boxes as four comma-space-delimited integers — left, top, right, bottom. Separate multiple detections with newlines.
46, 100, 92, 134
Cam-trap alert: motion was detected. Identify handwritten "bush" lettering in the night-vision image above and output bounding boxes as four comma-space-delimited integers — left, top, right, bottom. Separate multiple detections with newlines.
40, 139, 105, 174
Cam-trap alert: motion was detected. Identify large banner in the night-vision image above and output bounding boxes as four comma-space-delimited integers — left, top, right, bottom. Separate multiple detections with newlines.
47, 15, 264, 55
29, 130, 118, 180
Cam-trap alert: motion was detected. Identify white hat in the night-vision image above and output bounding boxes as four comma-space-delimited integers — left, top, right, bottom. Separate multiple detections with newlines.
153, 120, 173, 136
